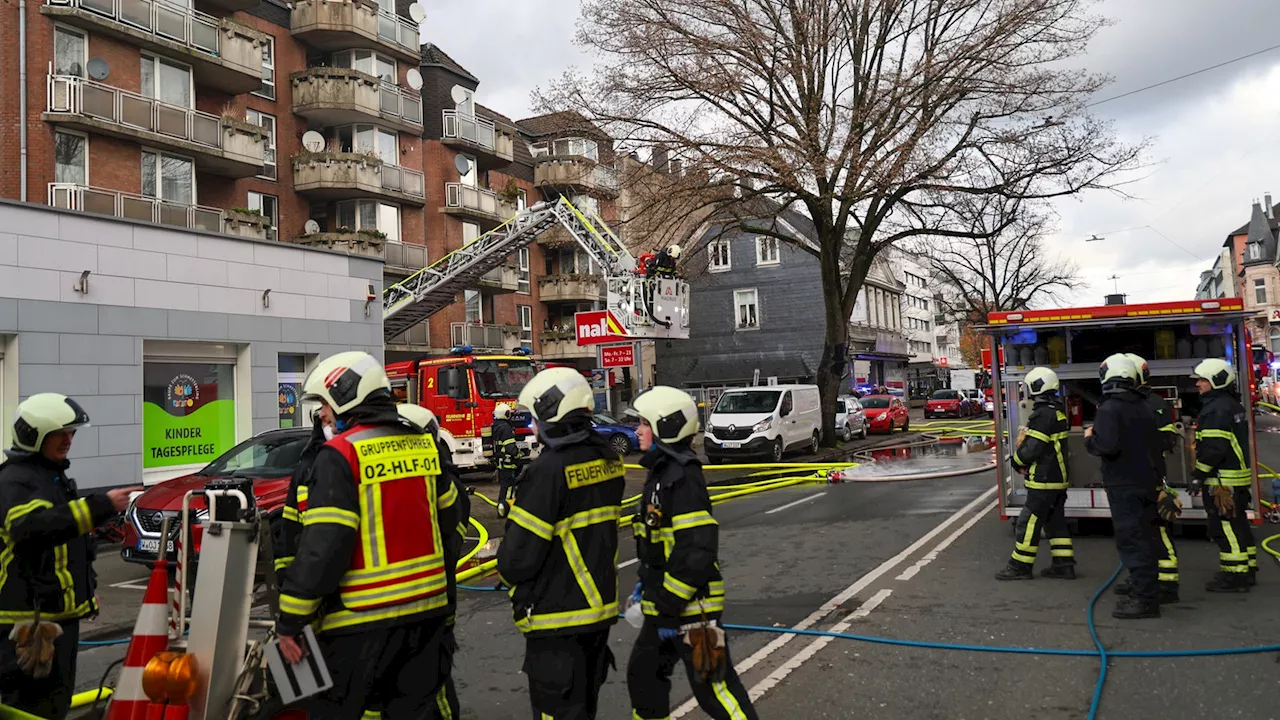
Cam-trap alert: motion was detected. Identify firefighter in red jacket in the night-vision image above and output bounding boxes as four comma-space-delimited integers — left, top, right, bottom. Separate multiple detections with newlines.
276, 352, 462, 718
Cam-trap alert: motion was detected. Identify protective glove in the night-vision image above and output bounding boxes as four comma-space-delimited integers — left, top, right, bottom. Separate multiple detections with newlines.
685, 623, 727, 682
1157, 485, 1183, 522
1211, 485, 1236, 516
630, 581, 643, 604
657, 627, 681, 642
9, 618, 62, 679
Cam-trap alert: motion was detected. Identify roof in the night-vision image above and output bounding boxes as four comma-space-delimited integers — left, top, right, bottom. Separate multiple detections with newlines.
516, 110, 608, 140
419, 43, 478, 83
700, 196, 820, 252
1229, 200, 1280, 237
1242, 201, 1278, 265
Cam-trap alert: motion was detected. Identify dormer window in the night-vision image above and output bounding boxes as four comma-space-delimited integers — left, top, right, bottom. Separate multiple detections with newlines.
1248, 241, 1263, 261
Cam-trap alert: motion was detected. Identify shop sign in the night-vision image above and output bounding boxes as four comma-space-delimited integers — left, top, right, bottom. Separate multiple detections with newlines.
143, 362, 236, 469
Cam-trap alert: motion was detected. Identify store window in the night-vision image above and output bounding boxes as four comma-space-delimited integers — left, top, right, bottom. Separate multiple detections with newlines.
142, 361, 236, 474
278, 354, 307, 428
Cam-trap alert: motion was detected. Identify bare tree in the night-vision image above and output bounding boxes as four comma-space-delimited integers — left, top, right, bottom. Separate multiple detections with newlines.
543, 0, 1146, 443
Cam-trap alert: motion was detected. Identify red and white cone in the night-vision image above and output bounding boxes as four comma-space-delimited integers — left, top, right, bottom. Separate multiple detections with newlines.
104, 558, 172, 720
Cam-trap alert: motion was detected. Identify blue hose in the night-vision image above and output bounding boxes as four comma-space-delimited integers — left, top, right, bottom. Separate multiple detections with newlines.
1084, 564, 1121, 720
79, 638, 132, 647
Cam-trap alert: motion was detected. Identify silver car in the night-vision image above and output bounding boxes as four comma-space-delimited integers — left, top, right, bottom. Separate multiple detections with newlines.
835, 395, 868, 441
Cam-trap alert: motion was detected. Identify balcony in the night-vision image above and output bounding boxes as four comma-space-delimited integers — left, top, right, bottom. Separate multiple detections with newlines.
291, 0, 421, 65
477, 263, 519, 293
223, 209, 273, 240
45, 75, 267, 178
291, 68, 422, 135
538, 274, 604, 303
539, 331, 594, 360
440, 183, 517, 228
535, 224, 579, 248
383, 241, 429, 276
441, 110, 515, 169
451, 323, 519, 353
49, 183, 223, 233
534, 159, 620, 198
292, 151, 425, 205
42, 0, 266, 95
195, 0, 257, 15
294, 229, 385, 259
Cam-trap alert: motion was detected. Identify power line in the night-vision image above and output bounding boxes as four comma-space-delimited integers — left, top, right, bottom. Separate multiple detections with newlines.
1087, 42, 1280, 108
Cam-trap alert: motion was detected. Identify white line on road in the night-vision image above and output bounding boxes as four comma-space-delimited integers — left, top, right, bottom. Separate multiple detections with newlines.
618, 558, 639, 569
764, 492, 827, 515
109, 578, 151, 590
671, 485, 996, 718
895, 499, 997, 582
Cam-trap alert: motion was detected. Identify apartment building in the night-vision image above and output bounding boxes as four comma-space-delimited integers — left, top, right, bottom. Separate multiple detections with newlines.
885, 247, 949, 398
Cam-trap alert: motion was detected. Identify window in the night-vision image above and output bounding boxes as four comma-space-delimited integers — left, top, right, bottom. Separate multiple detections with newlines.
336, 125, 398, 164
142, 151, 194, 204
454, 85, 475, 116
247, 192, 278, 241
336, 199, 400, 240
463, 221, 480, 244
54, 131, 87, 185
332, 49, 396, 82
142, 361, 236, 476
245, 109, 276, 180
518, 305, 533, 344
459, 154, 477, 186
54, 26, 86, 77
465, 290, 482, 323
141, 54, 192, 108
1248, 242, 1263, 261
756, 236, 779, 266
734, 288, 759, 329
517, 248, 530, 293
517, 189, 527, 212
254, 36, 275, 99
1255, 278, 1267, 305
709, 239, 731, 272
569, 194, 599, 216
277, 354, 306, 428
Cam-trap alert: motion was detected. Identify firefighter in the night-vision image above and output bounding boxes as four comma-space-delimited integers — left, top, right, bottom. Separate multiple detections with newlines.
627, 386, 758, 720
995, 368, 1075, 581
0, 394, 138, 719
275, 352, 462, 719
1189, 358, 1258, 592
497, 367, 626, 720
653, 244, 681, 278
492, 402, 520, 519
272, 406, 334, 582
1084, 354, 1162, 619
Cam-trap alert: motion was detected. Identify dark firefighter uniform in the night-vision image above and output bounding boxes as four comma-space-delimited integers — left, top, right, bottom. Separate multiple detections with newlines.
1001, 400, 1074, 578
652, 248, 677, 278
492, 415, 520, 514
276, 397, 462, 718
1194, 388, 1257, 588
496, 430, 625, 719
1139, 386, 1181, 595
628, 443, 757, 720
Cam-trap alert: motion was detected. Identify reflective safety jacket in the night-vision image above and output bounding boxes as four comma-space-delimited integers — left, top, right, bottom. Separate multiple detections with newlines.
496, 429, 625, 638
276, 407, 461, 637
1138, 387, 1179, 480
1193, 389, 1252, 487
633, 443, 725, 629
1012, 400, 1069, 491
0, 452, 116, 623
492, 419, 518, 472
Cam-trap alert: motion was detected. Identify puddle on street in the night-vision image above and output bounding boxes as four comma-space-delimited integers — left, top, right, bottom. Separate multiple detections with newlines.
839, 439, 995, 479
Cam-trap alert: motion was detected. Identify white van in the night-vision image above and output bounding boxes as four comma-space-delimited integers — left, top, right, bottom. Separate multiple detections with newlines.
704, 385, 822, 464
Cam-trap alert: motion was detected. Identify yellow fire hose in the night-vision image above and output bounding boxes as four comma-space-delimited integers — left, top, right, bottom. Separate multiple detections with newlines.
1255, 463, 1280, 560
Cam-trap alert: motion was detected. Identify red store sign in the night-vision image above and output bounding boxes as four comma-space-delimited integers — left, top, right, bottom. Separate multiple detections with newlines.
601, 344, 635, 368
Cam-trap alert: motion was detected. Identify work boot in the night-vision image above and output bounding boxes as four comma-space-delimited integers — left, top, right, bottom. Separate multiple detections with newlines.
1111, 597, 1160, 620
1248, 569, 1257, 586
1040, 564, 1076, 580
1205, 573, 1250, 593
1112, 577, 1132, 595
994, 564, 1033, 581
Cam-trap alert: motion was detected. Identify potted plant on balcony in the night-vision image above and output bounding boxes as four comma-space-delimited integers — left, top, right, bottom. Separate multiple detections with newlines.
498, 177, 521, 204
223, 207, 271, 240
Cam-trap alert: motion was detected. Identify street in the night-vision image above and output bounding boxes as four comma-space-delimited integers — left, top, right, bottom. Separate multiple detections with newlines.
72, 412, 1280, 719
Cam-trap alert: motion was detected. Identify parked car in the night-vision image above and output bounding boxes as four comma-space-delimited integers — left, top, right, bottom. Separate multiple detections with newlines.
592, 412, 641, 456
862, 395, 910, 433
925, 389, 973, 419
835, 395, 868, 441
983, 397, 995, 417
704, 385, 821, 464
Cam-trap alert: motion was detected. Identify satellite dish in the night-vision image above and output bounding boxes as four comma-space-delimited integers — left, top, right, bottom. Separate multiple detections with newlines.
301, 131, 325, 153
408, 3, 425, 23
454, 155, 471, 175
450, 85, 468, 104
86, 57, 109, 81
304, 219, 321, 235
405, 68, 423, 91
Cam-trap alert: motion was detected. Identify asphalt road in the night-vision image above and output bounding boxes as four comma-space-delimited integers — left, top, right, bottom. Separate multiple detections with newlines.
70, 413, 1280, 719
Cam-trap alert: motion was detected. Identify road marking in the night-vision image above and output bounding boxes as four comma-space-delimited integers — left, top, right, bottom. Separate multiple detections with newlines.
671, 485, 995, 718
896, 499, 997, 581
618, 558, 639, 569
110, 578, 151, 590
764, 492, 827, 515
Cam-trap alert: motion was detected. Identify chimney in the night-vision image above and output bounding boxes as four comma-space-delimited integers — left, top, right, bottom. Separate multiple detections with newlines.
1104, 293, 1127, 306
651, 144, 669, 173
1267, 192, 1274, 219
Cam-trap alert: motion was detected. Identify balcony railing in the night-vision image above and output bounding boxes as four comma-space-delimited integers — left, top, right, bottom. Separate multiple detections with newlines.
376, 7, 418, 54
48, 74, 222, 149
593, 163, 620, 192
292, 152, 425, 200
451, 322, 512, 352
381, 81, 422, 125
381, 164, 425, 198
442, 109, 495, 151
384, 241, 428, 271
531, 137, 599, 162
48, 183, 222, 232
444, 183, 515, 219
46, 0, 219, 57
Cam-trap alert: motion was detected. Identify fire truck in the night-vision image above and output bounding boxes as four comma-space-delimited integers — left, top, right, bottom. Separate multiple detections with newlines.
978, 298, 1264, 523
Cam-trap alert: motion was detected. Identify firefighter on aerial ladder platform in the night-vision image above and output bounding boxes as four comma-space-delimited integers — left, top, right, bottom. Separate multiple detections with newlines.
275, 351, 463, 718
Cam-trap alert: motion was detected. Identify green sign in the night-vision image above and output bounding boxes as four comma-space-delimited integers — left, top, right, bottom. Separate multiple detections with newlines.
143, 362, 236, 469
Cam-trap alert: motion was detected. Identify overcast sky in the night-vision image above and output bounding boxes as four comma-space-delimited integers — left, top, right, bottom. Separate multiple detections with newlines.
422, 0, 1280, 306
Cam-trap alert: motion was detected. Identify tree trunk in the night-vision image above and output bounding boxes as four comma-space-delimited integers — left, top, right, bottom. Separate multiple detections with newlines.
817, 251, 855, 447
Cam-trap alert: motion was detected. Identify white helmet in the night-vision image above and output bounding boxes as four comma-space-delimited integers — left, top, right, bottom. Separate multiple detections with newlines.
396, 403, 438, 434
1191, 358, 1235, 390
667, 244, 682, 259
1099, 354, 1138, 387
13, 393, 90, 453
1024, 367, 1060, 397
493, 402, 512, 421
302, 351, 390, 416
1122, 353, 1150, 386
632, 386, 699, 444
518, 367, 593, 424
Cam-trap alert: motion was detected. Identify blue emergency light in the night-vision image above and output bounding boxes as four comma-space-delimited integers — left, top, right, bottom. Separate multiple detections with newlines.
450, 345, 473, 355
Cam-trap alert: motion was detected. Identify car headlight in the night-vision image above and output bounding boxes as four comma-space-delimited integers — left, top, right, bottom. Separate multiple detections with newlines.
753, 418, 772, 433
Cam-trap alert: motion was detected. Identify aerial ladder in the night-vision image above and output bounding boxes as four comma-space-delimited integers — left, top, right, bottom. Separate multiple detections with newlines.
382, 198, 691, 342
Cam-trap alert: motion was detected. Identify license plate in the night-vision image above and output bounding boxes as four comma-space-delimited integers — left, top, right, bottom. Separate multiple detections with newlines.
138, 539, 175, 554
722, 441, 741, 449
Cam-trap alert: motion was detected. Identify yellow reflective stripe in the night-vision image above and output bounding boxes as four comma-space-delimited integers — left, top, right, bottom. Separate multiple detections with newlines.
1011, 551, 1036, 564
321, 593, 449, 632
282, 506, 301, 522
361, 485, 388, 567
362, 711, 382, 720
1158, 559, 1178, 569
559, 527, 603, 609
53, 545, 74, 612
1021, 515, 1038, 550
1025, 480, 1068, 490
5, 499, 53, 532
555, 506, 622, 534
340, 572, 448, 607
303, 507, 360, 529
296, 486, 309, 504
340, 555, 446, 586
1195, 461, 1214, 473
1024, 429, 1051, 443
710, 679, 750, 720
278, 593, 322, 616
1159, 528, 1177, 563
435, 683, 453, 720
662, 573, 697, 600
509, 505, 553, 541
1050, 548, 1074, 558
68, 498, 93, 536
1014, 541, 1036, 553
274, 556, 294, 571
1049, 538, 1072, 547
670, 510, 717, 532
642, 595, 724, 618
514, 602, 619, 633
0, 599, 94, 623
1158, 424, 1176, 433
438, 481, 458, 510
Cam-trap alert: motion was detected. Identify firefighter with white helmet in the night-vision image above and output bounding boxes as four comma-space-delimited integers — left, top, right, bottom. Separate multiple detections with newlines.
995, 368, 1075, 582
627, 386, 758, 720
654, 244, 681, 278
1085, 354, 1163, 619
490, 402, 520, 518
0, 394, 138, 718
275, 351, 463, 717
1190, 357, 1258, 592
497, 367, 625, 719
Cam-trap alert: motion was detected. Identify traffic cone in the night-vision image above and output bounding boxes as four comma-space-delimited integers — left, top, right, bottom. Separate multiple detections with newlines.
105, 558, 172, 720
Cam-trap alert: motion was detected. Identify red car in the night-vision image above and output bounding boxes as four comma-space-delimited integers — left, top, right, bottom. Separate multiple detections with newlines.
121, 428, 308, 567
861, 395, 909, 433
925, 389, 973, 419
